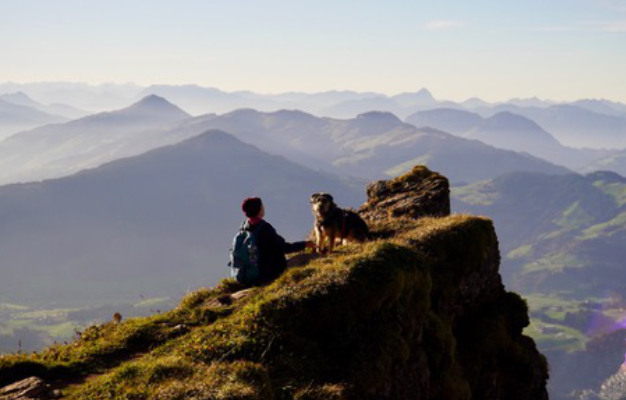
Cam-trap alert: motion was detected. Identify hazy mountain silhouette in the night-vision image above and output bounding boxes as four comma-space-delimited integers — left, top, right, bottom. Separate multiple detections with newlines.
583, 149, 626, 176
320, 96, 403, 119
473, 104, 626, 149
190, 108, 571, 184
138, 85, 279, 115
4, 82, 624, 146
0, 95, 193, 184
461, 97, 492, 109
0, 92, 42, 109
138, 85, 396, 116
0, 82, 142, 112
0, 91, 87, 120
570, 99, 626, 117
465, 111, 562, 151
0, 130, 364, 306
318, 89, 459, 119
505, 97, 555, 108
406, 108, 484, 135
84, 94, 190, 124
0, 101, 574, 187
407, 109, 613, 170
464, 112, 610, 169
268, 90, 381, 112
0, 98, 67, 140
391, 88, 437, 107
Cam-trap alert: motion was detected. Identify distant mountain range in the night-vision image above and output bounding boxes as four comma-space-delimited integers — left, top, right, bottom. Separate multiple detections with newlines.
470, 104, 626, 149
0, 83, 623, 184
0, 95, 195, 184
2, 82, 624, 132
161, 108, 572, 184
0, 99, 571, 186
583, 149, 626, 176
0, 92, 87, 119
0, 130, 364, 306
0, 98, 67, 140
406, 109, 612, 169
0, 82, 141, 112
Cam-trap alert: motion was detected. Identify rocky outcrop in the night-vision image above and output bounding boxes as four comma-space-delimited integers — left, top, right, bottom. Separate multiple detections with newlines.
360, 165, 450, 221
0, 377, 59, 400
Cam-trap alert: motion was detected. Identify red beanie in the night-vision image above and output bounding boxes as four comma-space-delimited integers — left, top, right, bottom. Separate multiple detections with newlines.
242, 197, 263, 218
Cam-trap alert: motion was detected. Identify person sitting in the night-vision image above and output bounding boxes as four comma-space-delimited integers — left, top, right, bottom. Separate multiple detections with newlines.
232, 197, 315, 285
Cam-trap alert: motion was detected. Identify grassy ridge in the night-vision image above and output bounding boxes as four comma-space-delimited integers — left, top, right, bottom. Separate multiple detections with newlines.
0, 215, 547, 399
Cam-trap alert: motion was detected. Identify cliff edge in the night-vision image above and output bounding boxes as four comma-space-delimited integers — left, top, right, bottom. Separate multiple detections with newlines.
0, 166, 549, 400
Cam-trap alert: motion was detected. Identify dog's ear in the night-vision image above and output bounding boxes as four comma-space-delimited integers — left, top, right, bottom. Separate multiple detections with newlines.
326, 193, 334, 203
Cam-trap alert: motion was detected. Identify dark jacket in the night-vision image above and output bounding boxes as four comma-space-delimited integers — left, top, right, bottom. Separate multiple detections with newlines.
244, 219, 306, 284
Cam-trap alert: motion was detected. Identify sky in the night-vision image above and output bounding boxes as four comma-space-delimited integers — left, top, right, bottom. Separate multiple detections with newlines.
1, 0, 625, 102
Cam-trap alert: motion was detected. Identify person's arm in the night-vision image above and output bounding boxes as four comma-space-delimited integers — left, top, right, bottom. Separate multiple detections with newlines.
282, 239, 306, 254
264, 223, 306, 254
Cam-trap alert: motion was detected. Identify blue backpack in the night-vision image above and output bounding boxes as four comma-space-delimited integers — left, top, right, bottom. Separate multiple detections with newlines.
229, 221, 264, 285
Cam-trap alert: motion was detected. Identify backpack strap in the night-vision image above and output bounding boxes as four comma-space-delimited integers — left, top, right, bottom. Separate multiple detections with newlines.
242, 219, 265, 234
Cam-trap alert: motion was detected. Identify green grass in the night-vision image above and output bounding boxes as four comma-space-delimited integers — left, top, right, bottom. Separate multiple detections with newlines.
385, 155, 433, 177
451, 181, 500, 206
59, 236, 433, 399
594, 181, 626, 207
1, 320, 80, 341
580, 211, 626, 239
522, 251, 586, 273
0, 281, 241, 388
12, 308, 77, 319
506, 244, 534, 260
0, 303, 29, 311
42, 322, 79, 339
524, 320, 587, 352
521, 293, 626, 353
524, 294, 582, 309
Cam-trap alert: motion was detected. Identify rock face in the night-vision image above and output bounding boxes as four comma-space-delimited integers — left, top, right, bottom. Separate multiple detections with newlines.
0, 377, 59, 400
360, 165, 451, 221
0, 165, 549, 400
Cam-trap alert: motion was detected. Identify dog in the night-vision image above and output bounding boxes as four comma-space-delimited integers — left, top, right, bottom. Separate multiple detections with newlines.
310, 192, 369, 253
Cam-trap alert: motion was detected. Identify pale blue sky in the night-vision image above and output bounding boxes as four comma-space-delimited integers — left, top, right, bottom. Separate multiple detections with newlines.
1, 0, 625, 102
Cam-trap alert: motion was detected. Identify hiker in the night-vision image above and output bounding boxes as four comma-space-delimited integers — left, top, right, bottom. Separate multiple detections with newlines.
230, 197, 315, 286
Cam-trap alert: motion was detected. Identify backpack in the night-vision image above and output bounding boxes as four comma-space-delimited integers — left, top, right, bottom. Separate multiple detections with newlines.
229, 221, 265, 285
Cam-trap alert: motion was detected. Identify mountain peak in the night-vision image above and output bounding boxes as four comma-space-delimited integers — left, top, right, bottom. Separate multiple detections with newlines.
132, 94, 175, 108
0, 91, 41, 108
487, 111, 545, 131
462, 97, 491, 108
123, 94, 190, 120
585, 170, 626, 184
356, 110, 402, 124
392, 88, 437, 107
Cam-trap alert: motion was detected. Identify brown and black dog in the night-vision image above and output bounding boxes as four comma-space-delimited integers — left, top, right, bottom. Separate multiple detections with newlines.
310, 192, 369, 253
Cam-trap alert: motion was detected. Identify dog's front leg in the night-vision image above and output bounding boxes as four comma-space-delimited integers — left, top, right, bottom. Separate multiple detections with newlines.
315, 227, 325, 253
328, 231, 336, 253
